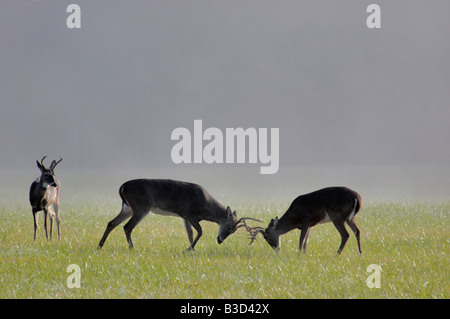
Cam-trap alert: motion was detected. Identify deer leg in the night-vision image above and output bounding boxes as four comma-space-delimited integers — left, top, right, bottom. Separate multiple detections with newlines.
49, 206, 57, 240
97, 203, 133, 249
186, 218, 202, 251
123, 210, 149, 249
331, 219, 349, 255
56, 215, 61, 240
183, 219, 194, 246
346, 218, 362, 254
298, 226, 310, 255
49, 212, 53, 240
32, 209, 38, 240
53, 202, 61, 240
302, 228, 311, 252
43, 209, 49, 240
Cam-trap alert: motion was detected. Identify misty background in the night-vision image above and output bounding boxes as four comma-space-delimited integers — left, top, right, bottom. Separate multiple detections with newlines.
1, 0, 449, 204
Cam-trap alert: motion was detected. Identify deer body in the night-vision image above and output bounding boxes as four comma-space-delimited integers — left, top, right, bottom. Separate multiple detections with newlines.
29, 156, 62, 240
97, 179, 258, 250
249, 187, 362, 255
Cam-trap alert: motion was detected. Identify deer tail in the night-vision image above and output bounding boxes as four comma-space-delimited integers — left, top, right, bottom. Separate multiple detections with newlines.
119, 184, 130, 207
349, 193, 362, 221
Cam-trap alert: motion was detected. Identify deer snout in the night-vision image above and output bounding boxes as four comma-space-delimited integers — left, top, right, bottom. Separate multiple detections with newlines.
217, 236, 223, 244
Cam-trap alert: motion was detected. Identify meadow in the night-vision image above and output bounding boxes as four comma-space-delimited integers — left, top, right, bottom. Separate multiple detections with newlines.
0, 199, 448, 299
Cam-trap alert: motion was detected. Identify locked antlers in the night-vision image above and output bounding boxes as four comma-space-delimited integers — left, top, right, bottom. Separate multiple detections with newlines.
238, 218, 266, 245
234, 217, 263, 231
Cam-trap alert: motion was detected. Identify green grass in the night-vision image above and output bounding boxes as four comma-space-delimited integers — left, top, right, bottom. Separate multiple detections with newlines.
0, 201, 448, 298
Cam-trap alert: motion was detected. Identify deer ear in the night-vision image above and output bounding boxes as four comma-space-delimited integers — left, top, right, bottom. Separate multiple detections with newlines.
274, 216, 279, 227
233, 211, 237, 218
50, 160, 56, 169
226, 206, 232, 216
36, 160, 44, 172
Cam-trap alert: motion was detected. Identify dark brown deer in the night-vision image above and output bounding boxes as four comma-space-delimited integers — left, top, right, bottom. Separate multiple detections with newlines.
29, 156, 62, 240
245, 187, 362, 255
97, 179, 261, 251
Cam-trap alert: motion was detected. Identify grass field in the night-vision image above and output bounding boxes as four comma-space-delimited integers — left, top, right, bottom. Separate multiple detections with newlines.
0, 200, 448, 299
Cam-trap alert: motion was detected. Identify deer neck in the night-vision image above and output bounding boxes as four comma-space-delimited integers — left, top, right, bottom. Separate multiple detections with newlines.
35, 177, 48, 194
275, 216, 297, 236
204, 201, 228, 225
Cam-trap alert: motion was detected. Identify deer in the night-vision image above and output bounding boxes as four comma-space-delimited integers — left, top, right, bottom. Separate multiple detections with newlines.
29, 156, 63, 240
244, 186, 362, 255
97, 179, 261, 251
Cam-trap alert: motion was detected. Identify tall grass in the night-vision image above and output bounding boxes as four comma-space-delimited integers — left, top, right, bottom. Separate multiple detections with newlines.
0, 201, 448, 298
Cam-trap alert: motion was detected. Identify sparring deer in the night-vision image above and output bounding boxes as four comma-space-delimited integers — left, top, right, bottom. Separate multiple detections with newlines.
97, 179, 261, 251
29, 156, 63, 240
245, 187, 362, 255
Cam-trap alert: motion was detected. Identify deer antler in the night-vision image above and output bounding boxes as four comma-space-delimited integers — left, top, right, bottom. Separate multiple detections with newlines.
240, 219, 266, 245
51, 156, 63, 169
234, 217, 263, 230
40, 156, 48, 168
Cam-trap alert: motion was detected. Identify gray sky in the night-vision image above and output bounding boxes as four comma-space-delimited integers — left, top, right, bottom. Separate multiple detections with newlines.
1, 1, 449, 196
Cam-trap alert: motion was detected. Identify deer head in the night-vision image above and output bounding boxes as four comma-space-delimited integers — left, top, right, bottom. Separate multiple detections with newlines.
217, 207, 263, 244
245, 216, 281, 250
36, 156, 63, 188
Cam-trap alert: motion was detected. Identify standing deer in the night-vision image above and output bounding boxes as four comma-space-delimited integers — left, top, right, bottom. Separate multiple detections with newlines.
245, 187, 362, 255
29, 156, 63, 240
97, 179, 261, 251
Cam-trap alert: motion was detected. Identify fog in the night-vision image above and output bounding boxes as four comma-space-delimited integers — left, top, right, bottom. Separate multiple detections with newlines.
1, 1, 449, 203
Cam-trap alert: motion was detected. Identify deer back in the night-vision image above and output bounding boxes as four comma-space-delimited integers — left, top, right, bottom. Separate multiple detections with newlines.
119, 179, 227, 220
284, 186, 360, 227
